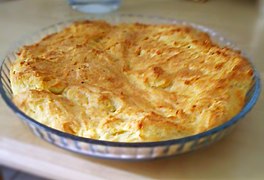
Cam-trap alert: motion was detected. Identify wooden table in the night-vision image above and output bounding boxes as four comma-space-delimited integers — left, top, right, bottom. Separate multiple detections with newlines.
0, 0, 263, 179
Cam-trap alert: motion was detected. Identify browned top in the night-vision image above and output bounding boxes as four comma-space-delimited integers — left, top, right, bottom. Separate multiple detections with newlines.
10, 20, 253, 142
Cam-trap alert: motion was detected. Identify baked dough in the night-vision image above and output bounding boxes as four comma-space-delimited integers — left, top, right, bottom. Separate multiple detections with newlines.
10, 20, 253, 142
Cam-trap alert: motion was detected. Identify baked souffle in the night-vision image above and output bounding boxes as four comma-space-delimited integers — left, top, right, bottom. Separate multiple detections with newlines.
10, 20, 253, 142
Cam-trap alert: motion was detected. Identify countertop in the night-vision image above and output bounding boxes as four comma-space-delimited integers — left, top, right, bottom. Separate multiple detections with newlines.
0, 0, 263, 179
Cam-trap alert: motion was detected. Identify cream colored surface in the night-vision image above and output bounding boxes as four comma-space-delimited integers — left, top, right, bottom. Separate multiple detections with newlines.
0, 0, 263, 179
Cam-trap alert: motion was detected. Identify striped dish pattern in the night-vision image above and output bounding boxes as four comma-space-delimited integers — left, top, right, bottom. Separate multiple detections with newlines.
26, 119, 234, 159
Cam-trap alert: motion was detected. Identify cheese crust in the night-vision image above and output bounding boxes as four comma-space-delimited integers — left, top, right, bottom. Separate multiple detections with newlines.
10, 20, 253, 142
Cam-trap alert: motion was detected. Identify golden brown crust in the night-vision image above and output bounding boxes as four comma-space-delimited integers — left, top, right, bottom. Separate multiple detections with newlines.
10, 20, 253, 142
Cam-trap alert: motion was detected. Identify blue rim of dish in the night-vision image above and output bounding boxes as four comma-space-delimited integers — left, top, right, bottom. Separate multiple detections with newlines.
0, 15, 261, 148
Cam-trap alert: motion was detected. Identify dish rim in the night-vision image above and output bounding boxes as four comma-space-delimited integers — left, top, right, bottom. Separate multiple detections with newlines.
0, 14, 261, 147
